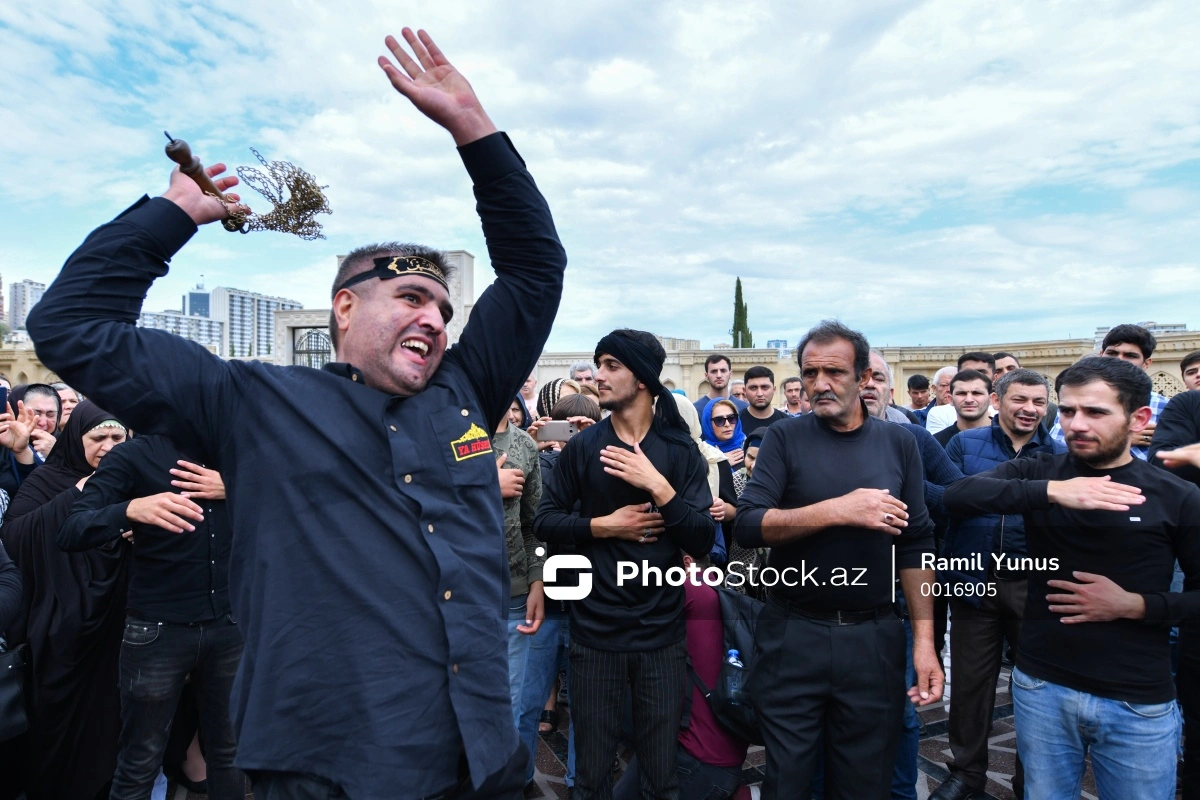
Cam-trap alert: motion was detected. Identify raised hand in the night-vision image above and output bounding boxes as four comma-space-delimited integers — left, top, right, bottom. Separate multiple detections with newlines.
1047, 476, 1144, 511
1157, 442, 1200, 470
161, 163, 246, 227
378, 28, 498, 146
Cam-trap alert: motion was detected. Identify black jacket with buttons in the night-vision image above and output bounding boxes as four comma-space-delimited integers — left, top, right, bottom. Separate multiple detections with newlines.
57, 435, 231, 624
26, 131, 566, 798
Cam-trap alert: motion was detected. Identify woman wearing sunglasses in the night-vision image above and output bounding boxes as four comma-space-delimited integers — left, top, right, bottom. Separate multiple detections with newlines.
700, 398, 747, 468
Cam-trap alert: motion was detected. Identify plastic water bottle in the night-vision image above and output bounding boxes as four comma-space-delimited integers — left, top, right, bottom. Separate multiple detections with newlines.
724, 649, 746, 705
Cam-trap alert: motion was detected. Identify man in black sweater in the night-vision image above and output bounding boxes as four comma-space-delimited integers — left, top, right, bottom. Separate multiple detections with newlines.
944, 357, 1200, 800
734, 320, 939, 800
535, 329, 715, 800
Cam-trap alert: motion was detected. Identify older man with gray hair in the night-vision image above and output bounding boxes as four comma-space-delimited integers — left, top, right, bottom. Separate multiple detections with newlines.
862, 350, 917, 423
569, 360, 595, 383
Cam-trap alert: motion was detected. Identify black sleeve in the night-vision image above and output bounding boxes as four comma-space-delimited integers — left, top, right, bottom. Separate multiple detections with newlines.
717, 460, 737, 506
1142, 487, 1200, 626
894, 433, 935, 569
25, 196, 239, 461
660, 447, 716, 558
733, 424, 789, 548
0, 542, 20, 635
943, 458, 1051, 516
446, 134, 567, 432
57, 445, 138, 552
1149, 393, 1200, 487
533, 435, 593, 547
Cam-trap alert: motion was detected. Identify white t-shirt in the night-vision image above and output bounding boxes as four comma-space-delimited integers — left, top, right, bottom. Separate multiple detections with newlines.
925, 403, 958, 435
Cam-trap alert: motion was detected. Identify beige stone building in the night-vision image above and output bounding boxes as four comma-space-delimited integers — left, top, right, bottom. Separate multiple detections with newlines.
534, 331, 1200, 406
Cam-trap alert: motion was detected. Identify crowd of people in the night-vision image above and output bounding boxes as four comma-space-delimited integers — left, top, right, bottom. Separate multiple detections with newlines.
0, 26, 1198, 800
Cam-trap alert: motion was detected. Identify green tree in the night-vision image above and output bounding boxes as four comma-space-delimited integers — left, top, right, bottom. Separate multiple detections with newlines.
730, 277, 753, 348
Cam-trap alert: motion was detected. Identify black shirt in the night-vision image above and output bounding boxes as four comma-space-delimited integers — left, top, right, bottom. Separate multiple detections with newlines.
944, 453, 1200, 703
734, 411, 934, 610
739, 407, 790, 437
1150, 390, 1200, 488
534, 420, 715, 651
27, 132, 566, 797
933, 423, 962, 449
57, 435, 231, 624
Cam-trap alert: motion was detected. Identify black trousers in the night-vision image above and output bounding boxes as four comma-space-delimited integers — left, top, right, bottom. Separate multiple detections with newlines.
946, 578, 1026, 793
1180, 625, 1200, 800
750, 599, 906, 800
250, 744, 527, 800
570, 638, 688, 800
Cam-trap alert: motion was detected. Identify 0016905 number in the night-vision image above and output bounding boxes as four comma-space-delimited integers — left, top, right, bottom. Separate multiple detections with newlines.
921, 581, 997, 598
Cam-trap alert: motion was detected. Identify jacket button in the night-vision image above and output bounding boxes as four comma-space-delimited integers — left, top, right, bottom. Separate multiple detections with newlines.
452, 664, 459, 674
404, 475, 412, 484
461, 409, 469, 416
428, 524, 434, 533
443, 590, 452, 601
390, 425, 397, 432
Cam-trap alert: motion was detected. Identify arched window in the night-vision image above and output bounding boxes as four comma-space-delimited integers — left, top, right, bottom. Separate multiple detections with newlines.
294, 330, 332, 370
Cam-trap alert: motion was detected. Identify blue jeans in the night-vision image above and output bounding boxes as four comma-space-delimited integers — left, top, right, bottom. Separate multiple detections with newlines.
110, 614, 245, 800
508, 594, 532, 732
516, 601, 576, 785
1012, 666, 1181, 800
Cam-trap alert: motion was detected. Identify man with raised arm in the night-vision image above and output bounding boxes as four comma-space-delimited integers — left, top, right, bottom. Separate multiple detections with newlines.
28, 28, 566, 800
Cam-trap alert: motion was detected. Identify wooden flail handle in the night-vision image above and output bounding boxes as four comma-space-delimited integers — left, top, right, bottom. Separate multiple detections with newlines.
163, 131, 232, 202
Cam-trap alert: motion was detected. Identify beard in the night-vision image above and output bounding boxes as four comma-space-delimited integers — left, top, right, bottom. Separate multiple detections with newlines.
599, 382, 638, 413
1067, 424, 1130, 467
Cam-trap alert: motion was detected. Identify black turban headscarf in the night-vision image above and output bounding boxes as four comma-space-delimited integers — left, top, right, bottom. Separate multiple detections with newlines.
594, 331, 693, 447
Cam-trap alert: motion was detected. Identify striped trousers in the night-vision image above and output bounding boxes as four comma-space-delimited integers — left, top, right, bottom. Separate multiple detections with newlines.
569, 638, 688, 800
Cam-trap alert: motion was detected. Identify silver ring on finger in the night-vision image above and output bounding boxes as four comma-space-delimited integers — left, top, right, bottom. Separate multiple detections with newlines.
638, 535, 646, 543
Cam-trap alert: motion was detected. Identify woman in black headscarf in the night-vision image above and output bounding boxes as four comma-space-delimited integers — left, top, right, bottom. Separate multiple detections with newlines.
9, 383, 63, 461
0, 400, 129, 800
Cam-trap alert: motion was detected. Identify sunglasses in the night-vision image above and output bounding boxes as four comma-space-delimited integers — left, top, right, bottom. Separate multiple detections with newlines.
711, 414, 738, 427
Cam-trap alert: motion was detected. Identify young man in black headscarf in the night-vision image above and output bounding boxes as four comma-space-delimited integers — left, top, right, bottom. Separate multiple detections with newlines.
535, 328, 715, 800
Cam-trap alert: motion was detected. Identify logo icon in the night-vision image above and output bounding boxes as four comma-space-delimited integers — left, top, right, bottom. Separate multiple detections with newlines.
539, 547, 593, 600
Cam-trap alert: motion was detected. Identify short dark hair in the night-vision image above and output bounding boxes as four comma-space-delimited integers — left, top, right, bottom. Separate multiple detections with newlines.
743, 365, 775, 384
950, 369, 992, 395
1181, 350, 1200, 376
907, 374, 930, 391
1101, 324, 1156, 359
704, 353, 732, 372
1056, 357, 1151, 415
993, 368, 1049, 401
993, 351, 1019, 365
782, 376, 802, 389
796, 320, 870, 380
958, 352, 996, 371
328, 242, 456, 351
551, 393, 602, 422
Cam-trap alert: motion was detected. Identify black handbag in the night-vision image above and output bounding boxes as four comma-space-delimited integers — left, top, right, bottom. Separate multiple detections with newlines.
0, 639, 29, 742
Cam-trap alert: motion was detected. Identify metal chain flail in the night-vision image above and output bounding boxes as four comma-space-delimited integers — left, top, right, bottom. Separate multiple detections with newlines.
217, 148, 332, 240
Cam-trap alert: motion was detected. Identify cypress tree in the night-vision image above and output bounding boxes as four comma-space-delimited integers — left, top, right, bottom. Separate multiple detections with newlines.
731, 278, 753, 348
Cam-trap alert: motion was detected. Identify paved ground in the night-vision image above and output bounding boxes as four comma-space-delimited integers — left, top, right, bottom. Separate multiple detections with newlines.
172, 658, 1103, 800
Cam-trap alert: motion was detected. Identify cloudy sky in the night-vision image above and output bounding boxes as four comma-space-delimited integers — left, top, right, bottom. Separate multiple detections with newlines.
3, 0, 1198, 351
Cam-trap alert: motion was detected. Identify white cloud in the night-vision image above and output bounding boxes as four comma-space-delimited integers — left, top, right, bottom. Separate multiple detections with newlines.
1, 0, 1198, 351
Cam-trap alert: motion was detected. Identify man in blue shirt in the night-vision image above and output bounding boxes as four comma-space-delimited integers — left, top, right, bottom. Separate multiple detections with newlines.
27, 28, 566, 800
